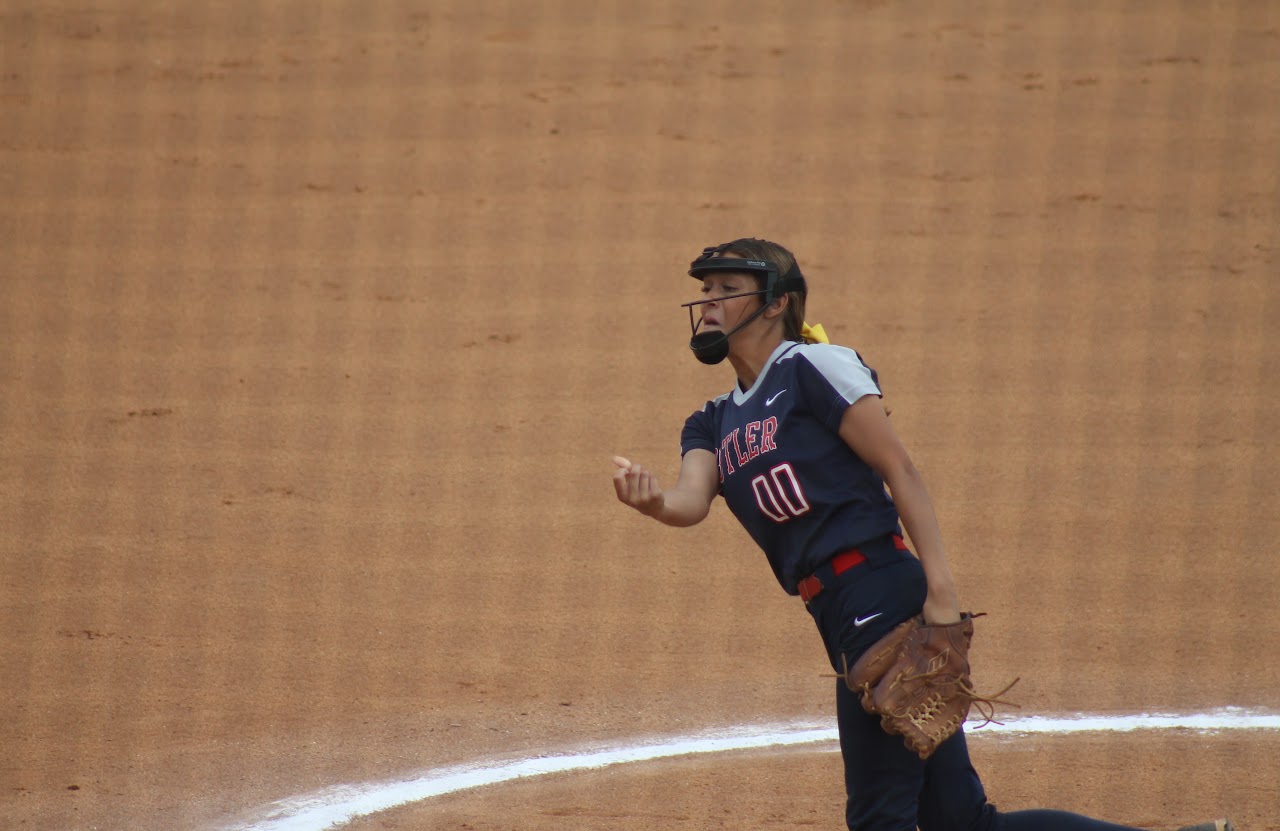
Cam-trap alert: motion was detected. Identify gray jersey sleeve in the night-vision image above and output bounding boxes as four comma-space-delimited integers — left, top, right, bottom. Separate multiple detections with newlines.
794, 343, 882, 405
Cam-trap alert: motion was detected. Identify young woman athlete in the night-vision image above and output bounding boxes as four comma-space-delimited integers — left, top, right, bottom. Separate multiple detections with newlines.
610, 237, 1233, 831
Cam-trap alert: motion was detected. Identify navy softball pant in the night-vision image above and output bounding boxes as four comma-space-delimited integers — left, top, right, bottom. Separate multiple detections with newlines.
805, 536, 1143, 831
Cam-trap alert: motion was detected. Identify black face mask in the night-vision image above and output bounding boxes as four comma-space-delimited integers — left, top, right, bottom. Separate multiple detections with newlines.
682, 243, 807, 365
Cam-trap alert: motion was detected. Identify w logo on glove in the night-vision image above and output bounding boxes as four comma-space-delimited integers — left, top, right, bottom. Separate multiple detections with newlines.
926, 650, 951, 675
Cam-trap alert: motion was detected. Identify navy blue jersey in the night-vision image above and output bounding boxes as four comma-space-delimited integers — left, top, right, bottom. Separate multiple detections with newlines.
680, 341, 902, 595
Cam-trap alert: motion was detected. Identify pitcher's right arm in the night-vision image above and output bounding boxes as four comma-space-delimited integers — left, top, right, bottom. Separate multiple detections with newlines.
611, 450, 718, 527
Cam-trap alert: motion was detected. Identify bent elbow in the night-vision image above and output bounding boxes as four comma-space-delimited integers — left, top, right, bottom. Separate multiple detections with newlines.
675, 501, 712, 528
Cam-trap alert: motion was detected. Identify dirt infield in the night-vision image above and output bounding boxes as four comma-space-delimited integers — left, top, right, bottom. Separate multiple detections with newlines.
2, 2, 1277, 829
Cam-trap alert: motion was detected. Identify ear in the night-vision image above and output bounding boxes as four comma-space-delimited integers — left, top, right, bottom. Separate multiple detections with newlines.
765, 293, 789, 318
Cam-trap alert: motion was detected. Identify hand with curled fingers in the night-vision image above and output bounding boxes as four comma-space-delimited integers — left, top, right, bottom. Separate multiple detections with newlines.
612, 455, 666, 519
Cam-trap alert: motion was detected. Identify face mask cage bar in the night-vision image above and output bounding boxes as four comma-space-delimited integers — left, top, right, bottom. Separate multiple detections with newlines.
681, 287, 773, 337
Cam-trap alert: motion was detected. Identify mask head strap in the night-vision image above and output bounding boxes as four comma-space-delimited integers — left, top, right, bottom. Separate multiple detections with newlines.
686, 243, 806, 304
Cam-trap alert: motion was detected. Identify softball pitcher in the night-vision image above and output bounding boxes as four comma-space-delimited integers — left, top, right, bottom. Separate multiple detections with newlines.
611, 237, 1234, 831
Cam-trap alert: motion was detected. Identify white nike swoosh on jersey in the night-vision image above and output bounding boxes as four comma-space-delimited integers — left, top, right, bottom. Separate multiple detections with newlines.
853, 613, 882, 627
765, 389, 787, 406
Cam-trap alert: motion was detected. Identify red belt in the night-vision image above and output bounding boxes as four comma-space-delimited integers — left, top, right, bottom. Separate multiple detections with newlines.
797, 535, 907, 603
797, 549, 866, 603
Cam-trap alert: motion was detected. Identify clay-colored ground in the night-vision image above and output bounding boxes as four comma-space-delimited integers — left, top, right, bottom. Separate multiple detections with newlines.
2, 2, 1278, 830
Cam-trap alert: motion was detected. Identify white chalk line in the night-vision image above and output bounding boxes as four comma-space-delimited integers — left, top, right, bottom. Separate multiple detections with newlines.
218, 708, 1280, 831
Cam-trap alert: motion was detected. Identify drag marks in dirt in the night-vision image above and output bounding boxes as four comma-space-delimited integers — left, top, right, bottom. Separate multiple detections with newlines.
219, 709, 1280, 831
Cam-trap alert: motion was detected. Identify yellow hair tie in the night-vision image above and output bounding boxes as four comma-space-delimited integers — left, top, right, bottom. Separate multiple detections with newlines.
800, 321, 829, 344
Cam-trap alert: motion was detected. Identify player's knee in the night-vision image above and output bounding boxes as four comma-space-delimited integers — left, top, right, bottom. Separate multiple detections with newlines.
845, 791, 918, 831
917, 800, 999, 831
